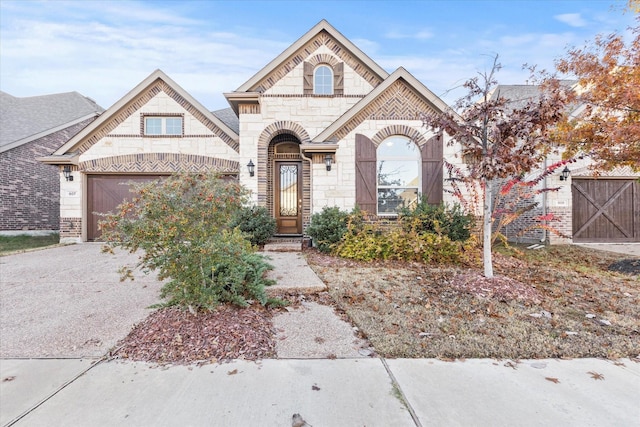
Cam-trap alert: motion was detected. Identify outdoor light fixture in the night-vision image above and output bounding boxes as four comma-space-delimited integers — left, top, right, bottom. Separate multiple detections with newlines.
324, 154, 333, 171
559, 166, 571, 181
247, 160, 255, 177
63, 165, 73, 181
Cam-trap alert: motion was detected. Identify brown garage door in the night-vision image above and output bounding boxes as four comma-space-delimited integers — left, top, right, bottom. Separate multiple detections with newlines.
572, 178, 640, 243
87, 175, 166, 241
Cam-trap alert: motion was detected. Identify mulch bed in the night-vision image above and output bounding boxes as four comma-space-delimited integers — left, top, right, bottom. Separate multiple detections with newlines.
109, 305, 276, 365
608, 258, 640, 275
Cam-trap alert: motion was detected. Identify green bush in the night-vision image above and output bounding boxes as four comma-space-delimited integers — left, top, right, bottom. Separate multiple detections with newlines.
230, 205, 276, 246
99, 172, 283, 311
306, 206, 354, 253
398, 199, 474, 242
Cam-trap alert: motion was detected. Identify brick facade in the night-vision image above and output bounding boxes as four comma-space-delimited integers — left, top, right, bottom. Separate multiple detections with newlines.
59, 216, 82, 239
0, 118, 95, 232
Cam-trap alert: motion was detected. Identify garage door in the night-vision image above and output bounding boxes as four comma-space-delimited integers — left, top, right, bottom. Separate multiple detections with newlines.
87, 175, 166, 241
572, 178, 640, 243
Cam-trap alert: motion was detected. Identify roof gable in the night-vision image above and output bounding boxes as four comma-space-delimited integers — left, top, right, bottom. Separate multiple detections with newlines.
54, 70, 239, 157
232, 20, 389, 95
313, 67, 453, 142
0, 91, 103, 153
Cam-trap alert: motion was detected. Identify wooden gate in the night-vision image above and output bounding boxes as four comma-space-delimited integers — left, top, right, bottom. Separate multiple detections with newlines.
572, 178, 640, 242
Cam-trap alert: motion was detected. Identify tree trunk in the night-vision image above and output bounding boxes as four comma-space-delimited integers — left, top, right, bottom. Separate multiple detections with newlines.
483, 177, 494, 278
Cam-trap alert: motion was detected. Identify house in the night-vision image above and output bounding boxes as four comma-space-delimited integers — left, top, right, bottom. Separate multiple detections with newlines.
40, 20, 465, 243
0, 91, 103, 234
491, 85, 640, 244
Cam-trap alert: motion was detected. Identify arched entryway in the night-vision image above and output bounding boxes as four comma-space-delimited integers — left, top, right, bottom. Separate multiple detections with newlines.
269, 134, 304, 235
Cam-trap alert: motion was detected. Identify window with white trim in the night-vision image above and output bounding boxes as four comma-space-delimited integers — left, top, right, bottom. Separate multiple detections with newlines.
144, 116, 183, 135
314, 65, 333, 95
377, 136, 421, 214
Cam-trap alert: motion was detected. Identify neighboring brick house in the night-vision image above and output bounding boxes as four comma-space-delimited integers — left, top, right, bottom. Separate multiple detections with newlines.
41, 20, 466, 243
490, 85, 640, 244
0, 91, 103, 234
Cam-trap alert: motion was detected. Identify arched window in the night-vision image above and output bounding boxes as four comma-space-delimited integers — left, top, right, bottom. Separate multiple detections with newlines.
377, 136, 421, 214
314, 65, 333, 95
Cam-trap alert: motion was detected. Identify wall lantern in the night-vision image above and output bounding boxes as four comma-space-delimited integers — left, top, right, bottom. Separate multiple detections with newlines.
63, 165, 73, 181
247, 160, 255, 177
324, 154, 333, 171
559, 166, 571, 181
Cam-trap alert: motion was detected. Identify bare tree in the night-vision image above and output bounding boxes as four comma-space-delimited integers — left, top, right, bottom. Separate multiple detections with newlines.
423, 55, 570, 278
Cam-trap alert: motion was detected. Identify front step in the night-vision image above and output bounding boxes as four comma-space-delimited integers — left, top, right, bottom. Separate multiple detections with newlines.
262, 237, 304, 252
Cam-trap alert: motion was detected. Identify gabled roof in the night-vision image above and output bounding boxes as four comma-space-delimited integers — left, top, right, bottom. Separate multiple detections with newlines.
226, 19, 389, 109
0, 91, 103, 153
488, 81, 577, 112
51, 69, 239, 161
313, 67, 455, 143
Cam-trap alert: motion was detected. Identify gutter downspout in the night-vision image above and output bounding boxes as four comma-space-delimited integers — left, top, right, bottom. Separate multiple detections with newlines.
300, 150, 314, 239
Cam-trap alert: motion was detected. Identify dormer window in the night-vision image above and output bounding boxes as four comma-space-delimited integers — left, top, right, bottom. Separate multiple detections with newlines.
314, 65, 333, 95
144, 116, 183, 136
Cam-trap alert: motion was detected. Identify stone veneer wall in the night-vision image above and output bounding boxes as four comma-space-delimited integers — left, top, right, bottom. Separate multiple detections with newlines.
0, 118, 95, 232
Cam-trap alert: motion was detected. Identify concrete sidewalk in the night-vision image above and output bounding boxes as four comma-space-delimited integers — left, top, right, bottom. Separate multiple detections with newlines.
2, 357, 638, 426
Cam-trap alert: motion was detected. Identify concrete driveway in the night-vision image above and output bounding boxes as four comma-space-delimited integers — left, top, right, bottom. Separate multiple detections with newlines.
0, 244, 163, 358
574, 243, 640, 257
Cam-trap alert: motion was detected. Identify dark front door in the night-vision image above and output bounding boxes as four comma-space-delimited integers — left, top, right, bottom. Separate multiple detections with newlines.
275, 162, 302, 234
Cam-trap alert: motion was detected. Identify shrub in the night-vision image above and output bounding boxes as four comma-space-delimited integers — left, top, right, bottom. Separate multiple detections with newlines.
398, 199, 474, 242
306, 206, 351, 253
99, 172, 282, 311
335, 219, 477, 265
230, 205, 276, 246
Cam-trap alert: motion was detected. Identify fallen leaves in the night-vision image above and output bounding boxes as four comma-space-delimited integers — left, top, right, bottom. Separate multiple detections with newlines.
110, 305, 276, 364
587, 371, 605, 380
545, 377, 560, 384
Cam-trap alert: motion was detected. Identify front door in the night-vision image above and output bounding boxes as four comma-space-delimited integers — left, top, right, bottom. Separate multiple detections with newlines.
275, 162, 302, 234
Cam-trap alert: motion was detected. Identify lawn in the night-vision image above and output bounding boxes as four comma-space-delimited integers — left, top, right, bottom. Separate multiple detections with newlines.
305, 245, 640, 360
0, 234, 60, 255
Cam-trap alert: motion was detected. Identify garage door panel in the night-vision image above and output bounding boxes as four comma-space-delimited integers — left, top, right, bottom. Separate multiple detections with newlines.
87, 175, 165, 241
572, 178, 639, 243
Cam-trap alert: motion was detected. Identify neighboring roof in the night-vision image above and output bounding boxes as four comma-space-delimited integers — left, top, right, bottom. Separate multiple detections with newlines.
49, 69, 239, 163
212, 108, 239, 134
313, 67, 456, 143
0, 91, 104, 153
488, 81, 577, 111
225, 20, 390, 112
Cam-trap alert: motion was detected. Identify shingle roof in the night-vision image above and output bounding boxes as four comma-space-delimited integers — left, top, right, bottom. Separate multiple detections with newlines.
212, 108, 239, 134
489, 81, 576, 111
0, 91, 104, 152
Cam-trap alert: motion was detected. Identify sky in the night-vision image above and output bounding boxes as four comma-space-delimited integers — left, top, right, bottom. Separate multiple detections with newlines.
0, 0, 635, 111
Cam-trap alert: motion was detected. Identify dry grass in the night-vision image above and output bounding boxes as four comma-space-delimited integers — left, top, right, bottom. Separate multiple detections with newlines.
305, 245, 639, 360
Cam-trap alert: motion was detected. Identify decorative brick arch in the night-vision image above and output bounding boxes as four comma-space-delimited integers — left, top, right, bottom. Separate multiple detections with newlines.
79, 153, 239, 174
306, 54, 340, 68
371, 125, 429, 147
256, 121, 312, 230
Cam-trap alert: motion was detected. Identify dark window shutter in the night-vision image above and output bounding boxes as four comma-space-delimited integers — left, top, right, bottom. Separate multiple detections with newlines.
303, 62, 313, 95
333, 62, 344, 95
421, 134, 444, 204
355, 133, 377, 214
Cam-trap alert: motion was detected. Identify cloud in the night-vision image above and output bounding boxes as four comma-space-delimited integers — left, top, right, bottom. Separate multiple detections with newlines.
554, 13, 587, 27
0, 2, 288, 109
384, 29, 433, 40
